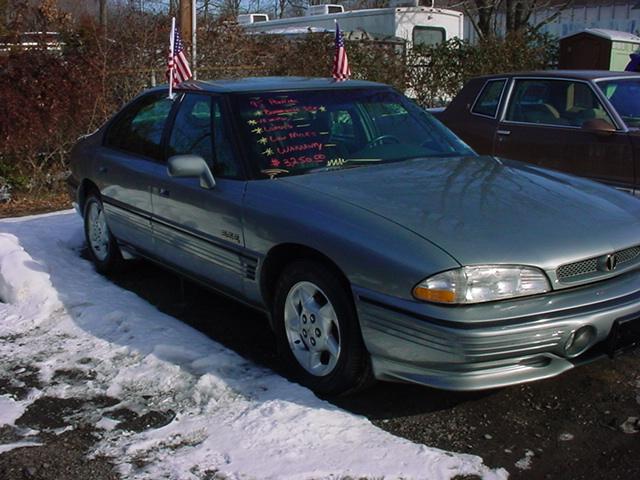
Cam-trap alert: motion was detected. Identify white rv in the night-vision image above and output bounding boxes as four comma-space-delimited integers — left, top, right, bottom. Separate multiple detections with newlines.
241, 1, 464, 46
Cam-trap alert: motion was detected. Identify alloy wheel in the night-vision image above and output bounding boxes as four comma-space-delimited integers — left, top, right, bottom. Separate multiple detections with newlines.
283, 281, 341, 376
86, 200, 110, 262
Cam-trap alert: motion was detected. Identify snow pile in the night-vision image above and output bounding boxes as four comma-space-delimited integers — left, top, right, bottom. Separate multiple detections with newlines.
0, 211, 508, 480
0, 396, 26, 427
0, 233, 59, 309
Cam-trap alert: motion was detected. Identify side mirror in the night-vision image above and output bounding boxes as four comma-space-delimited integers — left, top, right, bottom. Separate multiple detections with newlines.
582, 118, 616, 137
167, 154, 216, 189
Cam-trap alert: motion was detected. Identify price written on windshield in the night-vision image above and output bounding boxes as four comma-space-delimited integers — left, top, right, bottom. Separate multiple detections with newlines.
246, 95, 332, 171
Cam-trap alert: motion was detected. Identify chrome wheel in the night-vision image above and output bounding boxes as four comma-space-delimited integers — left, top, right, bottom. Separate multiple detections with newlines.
86, 200, 110, 262
283, 281, 341, 377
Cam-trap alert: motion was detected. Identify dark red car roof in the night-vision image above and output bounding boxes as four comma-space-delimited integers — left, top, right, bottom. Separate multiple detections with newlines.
475, 70, 640, 81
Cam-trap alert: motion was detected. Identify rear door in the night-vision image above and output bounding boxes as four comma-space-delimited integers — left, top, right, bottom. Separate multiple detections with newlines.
98, 92, 174, 249
462, 78, 507, 154
437, 77, 505, 154
494, 78, 634, 190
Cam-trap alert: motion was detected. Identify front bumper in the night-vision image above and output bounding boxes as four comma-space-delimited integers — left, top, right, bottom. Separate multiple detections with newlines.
353, 269, 640, 391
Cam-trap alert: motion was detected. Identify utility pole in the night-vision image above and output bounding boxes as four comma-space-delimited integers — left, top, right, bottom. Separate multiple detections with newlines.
179, 0, 192, 47
192, 0, 197, 79
99, 0, 107, 30
179, 0, 196, 79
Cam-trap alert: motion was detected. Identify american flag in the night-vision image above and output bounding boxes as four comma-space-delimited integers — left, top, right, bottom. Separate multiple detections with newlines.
166, 22, 192, 88
332, 22, 350, 82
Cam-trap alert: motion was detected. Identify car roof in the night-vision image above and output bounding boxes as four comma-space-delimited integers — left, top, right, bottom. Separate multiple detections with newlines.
167, 76, 389, 94
474, 70, 640, 82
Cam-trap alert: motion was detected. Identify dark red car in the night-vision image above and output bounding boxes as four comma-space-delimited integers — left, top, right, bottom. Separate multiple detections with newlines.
436, 70, 640, 195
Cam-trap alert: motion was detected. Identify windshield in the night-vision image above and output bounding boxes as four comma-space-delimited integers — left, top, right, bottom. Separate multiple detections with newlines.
233, 88, 474, 178
598, 78, 640, 127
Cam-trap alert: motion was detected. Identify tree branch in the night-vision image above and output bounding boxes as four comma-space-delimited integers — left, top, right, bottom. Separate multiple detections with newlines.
463, 5, 485, 39
531, 0, 574, 32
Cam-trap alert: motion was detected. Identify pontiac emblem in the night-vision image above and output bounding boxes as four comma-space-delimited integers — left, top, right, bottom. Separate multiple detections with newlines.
603, 254, 618, 272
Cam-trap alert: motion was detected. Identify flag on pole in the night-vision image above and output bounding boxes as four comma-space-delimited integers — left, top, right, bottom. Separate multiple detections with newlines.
166, 18, 192, 92
332, 21, 350, 82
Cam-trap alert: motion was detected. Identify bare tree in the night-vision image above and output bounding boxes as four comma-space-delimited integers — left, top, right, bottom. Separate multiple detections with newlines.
462, 0, 503, 39
506, 0, 573, 32
461, 0, 574, 38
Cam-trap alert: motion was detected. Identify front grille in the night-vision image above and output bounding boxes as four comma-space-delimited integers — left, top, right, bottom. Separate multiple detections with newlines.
556, 245, 640, 282
557, 258, 598, 280
617, 246, 640, 264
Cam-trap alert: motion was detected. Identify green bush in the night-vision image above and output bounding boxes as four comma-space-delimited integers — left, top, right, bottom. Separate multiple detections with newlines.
407, 30, 558, 107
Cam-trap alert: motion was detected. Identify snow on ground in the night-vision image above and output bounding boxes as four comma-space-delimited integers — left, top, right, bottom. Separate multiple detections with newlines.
0, 211, 508, 480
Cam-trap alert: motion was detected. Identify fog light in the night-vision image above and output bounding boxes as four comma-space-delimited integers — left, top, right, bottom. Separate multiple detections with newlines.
564, 326, 595, 358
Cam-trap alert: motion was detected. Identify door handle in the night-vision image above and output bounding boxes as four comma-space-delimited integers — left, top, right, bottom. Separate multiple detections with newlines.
496, 129, 511, 136
159, 188, 170, 198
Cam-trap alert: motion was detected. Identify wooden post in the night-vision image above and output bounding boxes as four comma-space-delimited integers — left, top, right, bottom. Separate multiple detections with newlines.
191, 0, 197, 79
99, 0, 107, 30
179, 0, 192, 47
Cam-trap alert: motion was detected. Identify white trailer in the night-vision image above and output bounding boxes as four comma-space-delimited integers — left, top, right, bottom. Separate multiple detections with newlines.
241, 2, 464, 47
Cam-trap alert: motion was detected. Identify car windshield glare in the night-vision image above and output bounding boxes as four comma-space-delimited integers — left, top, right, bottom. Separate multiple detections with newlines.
598, 78, 640, 127
234, 88, 474, 178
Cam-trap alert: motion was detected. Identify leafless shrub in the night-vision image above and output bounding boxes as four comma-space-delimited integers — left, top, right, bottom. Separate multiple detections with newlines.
0, 6, 555, 194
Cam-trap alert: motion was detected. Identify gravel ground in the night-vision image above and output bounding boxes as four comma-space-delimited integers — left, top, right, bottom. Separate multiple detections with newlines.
2, 257, 639, 479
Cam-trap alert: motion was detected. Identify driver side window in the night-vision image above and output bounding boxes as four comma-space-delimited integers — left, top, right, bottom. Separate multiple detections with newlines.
505, 79, 614, 127
168, 94, 240, 178
168, 94, 214, 164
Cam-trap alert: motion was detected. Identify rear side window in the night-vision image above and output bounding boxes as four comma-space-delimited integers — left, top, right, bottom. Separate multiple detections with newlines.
471, 79, 506, 117
105, 94, 173, 159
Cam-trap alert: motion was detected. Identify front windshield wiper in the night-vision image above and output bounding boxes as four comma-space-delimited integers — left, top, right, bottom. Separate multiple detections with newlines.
414, 152, 464, 159
308, 158, 382, 173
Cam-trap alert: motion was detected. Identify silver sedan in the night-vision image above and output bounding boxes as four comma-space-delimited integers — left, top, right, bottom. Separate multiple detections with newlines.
68, 77, 640, 395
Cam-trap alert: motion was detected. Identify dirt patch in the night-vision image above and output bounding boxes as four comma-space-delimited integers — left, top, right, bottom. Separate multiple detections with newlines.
0, 191, 70, 219
113, 409, 176, 433
1, 394, 181, 479
0, 427, 119, 480
0, 425, 23, 445
0, 366, 42, 400
51, 368, 97, 384
16, 396, 120, 430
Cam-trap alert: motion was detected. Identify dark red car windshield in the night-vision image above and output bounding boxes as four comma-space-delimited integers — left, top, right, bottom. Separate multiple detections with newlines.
599, 78, 640, 127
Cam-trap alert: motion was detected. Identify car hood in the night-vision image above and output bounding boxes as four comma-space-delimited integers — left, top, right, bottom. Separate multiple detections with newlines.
280, 156, 640, 270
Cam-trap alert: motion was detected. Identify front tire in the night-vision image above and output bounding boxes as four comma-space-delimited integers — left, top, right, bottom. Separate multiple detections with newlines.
83, 193, 123, 274
272, 260, 371, 395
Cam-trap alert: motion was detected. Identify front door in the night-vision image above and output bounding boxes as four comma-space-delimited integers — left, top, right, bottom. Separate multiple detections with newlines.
150, 93, 249, 297
494, 78, 634, 191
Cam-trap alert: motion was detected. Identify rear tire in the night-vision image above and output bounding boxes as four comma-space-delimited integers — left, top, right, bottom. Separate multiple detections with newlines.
83, 193, 123, 274
272, 260, 372, 396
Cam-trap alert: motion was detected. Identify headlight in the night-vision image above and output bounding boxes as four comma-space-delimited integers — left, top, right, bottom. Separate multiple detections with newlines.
413, 265, 550, 304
